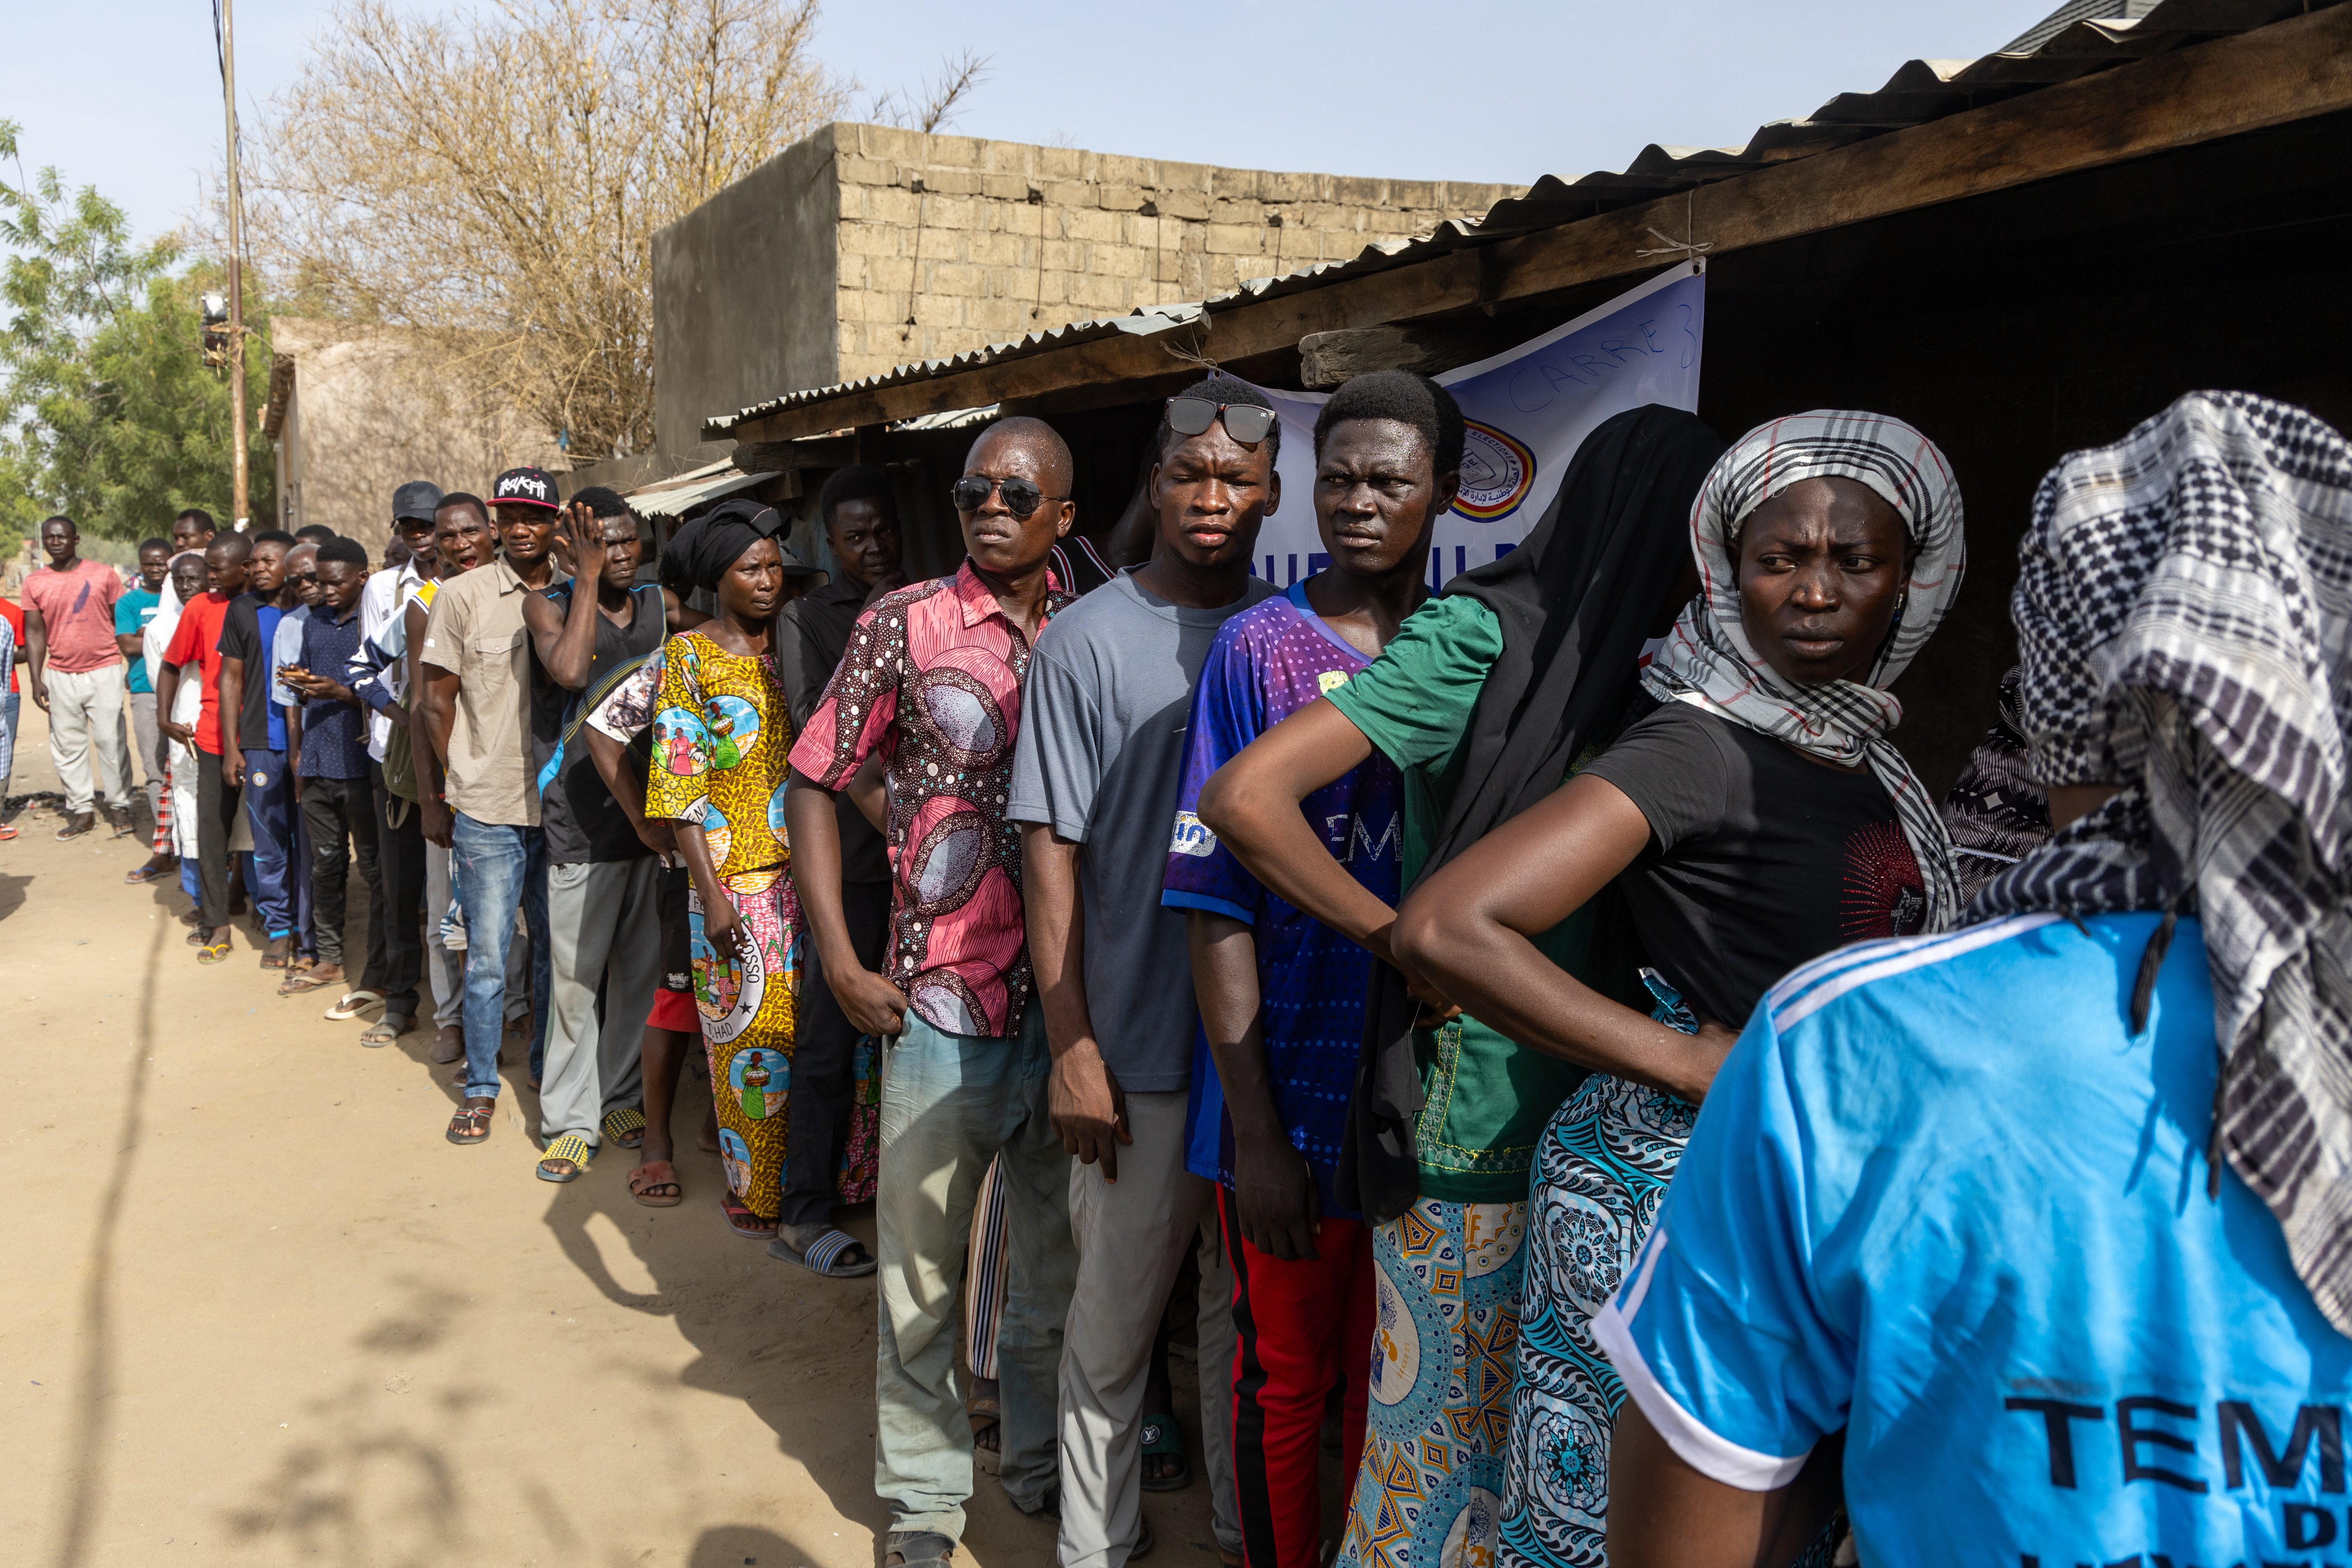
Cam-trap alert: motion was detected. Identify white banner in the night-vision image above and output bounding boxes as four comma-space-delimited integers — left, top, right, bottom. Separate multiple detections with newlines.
1247, 261, 1705, 590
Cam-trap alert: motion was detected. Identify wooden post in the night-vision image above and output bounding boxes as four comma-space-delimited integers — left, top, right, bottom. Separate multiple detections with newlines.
221, 0, 249, 528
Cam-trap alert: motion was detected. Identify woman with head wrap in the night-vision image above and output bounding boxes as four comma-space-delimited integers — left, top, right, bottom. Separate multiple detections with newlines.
1599, 392, 2352, 1566
643, 499, 800, 1238
644, 499, 880, 1261
1198, 400, 1728, 1568
1396, 410, 1965, 1567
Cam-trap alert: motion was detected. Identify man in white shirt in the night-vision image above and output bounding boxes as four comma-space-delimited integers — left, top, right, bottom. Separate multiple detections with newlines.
342, 481, 442, 1044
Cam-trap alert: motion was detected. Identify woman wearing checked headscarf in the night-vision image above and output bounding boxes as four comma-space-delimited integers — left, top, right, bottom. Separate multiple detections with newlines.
1395, 410, 1965, 1567
1595, 392, 2352, 1566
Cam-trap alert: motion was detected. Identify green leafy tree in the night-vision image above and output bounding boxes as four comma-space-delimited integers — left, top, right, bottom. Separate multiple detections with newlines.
0, 120, 271, 545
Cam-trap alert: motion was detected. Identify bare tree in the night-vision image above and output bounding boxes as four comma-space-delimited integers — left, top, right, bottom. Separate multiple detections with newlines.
865, 49, 992, 135
235, 0, 849, 462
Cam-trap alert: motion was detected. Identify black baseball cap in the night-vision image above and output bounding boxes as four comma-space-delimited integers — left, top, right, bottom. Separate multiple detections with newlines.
492, 466, 560, 511
392, 480, 444, 523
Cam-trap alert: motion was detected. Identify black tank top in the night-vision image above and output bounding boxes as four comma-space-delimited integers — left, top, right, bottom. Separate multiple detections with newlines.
532, 582, 666, 864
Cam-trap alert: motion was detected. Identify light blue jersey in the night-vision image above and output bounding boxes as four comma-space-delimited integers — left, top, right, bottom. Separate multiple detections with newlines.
1598, 912, 2352, 1568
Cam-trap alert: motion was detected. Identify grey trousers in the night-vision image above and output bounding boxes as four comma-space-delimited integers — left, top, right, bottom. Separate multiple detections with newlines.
1058, 1089, 1241, 1567
127, 691, 163, 792
538, 857, 657, 1144
45, 664, 131, 815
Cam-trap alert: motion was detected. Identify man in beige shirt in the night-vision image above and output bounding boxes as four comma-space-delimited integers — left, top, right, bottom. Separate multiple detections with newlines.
416, 470, 568, 1145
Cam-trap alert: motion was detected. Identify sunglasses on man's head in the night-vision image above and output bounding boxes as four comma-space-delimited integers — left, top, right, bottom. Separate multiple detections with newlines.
951, 474, 1065, 520
1165, 396, 1278, 447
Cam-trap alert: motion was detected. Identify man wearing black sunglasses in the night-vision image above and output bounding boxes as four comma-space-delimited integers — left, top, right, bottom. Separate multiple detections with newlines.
1010, 371, 1283, 1568
784, 417, 1083, 1567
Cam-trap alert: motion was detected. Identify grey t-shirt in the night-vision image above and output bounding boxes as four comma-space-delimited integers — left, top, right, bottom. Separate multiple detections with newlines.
1008, 566, 1279, 1092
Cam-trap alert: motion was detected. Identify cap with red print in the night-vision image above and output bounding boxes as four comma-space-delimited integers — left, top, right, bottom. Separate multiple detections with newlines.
492, 466, 560, 511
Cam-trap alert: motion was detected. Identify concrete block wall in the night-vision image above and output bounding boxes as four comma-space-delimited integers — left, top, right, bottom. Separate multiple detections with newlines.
827, 124, 1523, 386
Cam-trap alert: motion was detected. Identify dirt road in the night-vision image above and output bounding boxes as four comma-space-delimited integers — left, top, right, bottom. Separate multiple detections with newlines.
3, 698, 1221, 1567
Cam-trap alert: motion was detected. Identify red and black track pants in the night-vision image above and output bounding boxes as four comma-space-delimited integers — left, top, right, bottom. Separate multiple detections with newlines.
1221, 1186, 1376, 1568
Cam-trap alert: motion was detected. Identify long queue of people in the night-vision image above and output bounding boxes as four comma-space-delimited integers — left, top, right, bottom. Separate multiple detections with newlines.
16, 374, 2352, 1568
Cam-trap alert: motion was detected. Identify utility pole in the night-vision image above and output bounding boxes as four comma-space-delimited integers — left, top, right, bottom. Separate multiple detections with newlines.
219, 0, 249, 528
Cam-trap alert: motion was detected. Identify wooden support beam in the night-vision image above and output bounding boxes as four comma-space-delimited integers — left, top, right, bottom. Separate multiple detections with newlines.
1298, 317, 1544, 387
731, 435, 854, 475
721, 6, 2352, 444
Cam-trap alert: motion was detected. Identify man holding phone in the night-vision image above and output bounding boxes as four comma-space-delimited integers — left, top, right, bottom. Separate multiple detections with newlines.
280, 539, 381, 999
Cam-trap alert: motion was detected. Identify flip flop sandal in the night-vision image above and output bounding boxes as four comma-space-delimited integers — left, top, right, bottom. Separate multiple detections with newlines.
278, 968, 336, 996
966, 1388, 1003, 1476
0, 822, 16, 841
536, 1133, 595, 1183
359, 1014, 413, 1048
601, 1107, 647, 1150
767, 1228, 878, 1279
718, 1193, 779, 1239
883, 1530, 955, 1567
628, 1161, 683, 1207
446, 1103, 495, 1145
1139, 1412, 1190, 1491
324, 989, 384, 1021
123, 863, 172, 885
1131, 1522, 1156, 1561
54, 818, 93, 842
259, 946, 291, 970
195, 940, 233, 965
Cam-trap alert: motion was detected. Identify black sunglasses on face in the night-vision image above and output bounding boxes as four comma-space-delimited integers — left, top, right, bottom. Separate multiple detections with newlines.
1165, 396, 1278, 446
951, 475, 1066, 520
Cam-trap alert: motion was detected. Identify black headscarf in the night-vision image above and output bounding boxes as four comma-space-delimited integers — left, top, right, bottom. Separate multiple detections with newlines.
670, 497, 787, 592
1337, 403, 1728, 1223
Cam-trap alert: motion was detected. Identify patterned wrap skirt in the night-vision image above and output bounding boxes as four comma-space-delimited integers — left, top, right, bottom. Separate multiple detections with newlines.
688, 867, 879, 1217
1499, 1073, 1694, 1568
1340, 1195, 1528, 1568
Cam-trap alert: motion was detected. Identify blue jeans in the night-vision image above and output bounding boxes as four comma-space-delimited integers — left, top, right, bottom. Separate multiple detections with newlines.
1, 689, 19, 783
451, 811, 550, 1100
241, 749, 296, 939
874, 1006, 1075, 1539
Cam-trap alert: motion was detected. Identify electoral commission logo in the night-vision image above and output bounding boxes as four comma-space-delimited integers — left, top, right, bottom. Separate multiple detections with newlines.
1452, 420, 1536, 522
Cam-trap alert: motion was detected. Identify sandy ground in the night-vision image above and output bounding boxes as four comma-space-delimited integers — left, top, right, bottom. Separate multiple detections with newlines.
3, 696, 1224, 1568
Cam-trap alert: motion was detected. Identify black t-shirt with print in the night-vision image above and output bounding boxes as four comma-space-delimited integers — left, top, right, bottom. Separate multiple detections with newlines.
1584, 698, 1925, 1031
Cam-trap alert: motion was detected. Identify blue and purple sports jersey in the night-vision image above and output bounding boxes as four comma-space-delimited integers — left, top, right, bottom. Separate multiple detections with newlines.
1163, 578, 1405, 1221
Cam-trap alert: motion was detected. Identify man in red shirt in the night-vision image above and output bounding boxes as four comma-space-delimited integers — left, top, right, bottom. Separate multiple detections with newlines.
23, 515, 134, 840
157, 532, 252, 960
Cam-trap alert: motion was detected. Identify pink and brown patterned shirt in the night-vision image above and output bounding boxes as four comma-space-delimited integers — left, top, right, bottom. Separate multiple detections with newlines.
787, 559, 1071, 1038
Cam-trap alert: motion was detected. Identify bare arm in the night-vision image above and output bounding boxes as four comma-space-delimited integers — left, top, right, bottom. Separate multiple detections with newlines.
784, 768, 907, 1035
1394, 773, 1736, 1103
584, 725, 674, 860
660, 586, 709, 633
1198, 697, 1451, 1012
1022, 823, 1130, 1180
155, 662, 189, 744
668, 805, 743, 957
219, 655, 248, 788
115, 628, 143, 662
22, 599, 47, 709
1189, 911, 1319, 1259
1607, 1402, 1838, 1568
414, 662, 458, 848
523, 580, 601, 691
844, 751, 888, 834
285, 701, 304, 801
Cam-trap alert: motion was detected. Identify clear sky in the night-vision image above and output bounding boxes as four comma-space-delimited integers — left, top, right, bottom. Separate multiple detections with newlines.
8, 0, 2059, 248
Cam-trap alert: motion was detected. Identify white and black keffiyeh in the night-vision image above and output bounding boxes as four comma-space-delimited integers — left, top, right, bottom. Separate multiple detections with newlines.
1974, 390, 2352, 1331
1644, 409, 1969, 931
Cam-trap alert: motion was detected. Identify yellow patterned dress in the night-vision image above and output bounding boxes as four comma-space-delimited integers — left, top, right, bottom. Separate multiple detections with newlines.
645, 629, 802, 1221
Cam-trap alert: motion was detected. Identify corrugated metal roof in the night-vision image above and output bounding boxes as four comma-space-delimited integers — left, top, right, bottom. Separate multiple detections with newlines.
623, 457, 779, 519
705, 0, 2332, 439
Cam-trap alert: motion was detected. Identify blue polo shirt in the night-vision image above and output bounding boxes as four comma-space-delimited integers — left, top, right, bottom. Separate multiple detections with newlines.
1599, 912, 2352, 1568
296, 603, 369, 780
